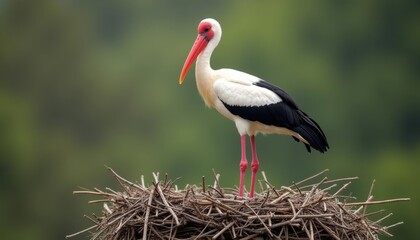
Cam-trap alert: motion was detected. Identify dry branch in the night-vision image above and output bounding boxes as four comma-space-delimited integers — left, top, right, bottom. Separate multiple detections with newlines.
67, 169, 409, 239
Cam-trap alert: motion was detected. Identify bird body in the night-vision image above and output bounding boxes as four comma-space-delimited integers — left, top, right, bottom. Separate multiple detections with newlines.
199, 68, 298, 137
179, 18, 329, 198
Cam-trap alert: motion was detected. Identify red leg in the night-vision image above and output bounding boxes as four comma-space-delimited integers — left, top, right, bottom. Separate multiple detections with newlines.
249, 135, 260, 198
239, 135, 248, 197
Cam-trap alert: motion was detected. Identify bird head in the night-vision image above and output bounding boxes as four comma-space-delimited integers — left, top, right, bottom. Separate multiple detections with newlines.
179, 18, 221, 84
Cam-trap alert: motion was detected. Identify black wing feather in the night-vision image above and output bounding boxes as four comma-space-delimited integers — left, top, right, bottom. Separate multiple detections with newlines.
221, 79, 329, 153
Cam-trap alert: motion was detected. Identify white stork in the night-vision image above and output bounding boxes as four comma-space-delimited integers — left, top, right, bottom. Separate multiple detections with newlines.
179, 18, 329, 198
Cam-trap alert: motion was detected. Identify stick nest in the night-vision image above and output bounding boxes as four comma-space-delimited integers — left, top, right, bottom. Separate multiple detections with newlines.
68, 169, 409, 239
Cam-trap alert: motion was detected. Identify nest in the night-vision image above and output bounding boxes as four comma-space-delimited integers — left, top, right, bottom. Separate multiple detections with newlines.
67, 168, 409, 239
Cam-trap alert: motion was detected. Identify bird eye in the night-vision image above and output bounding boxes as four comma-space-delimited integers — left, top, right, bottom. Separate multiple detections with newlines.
204, 27, 210, 32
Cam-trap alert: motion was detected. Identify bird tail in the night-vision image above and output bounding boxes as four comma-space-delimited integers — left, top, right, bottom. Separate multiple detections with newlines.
292, 111, 329, 153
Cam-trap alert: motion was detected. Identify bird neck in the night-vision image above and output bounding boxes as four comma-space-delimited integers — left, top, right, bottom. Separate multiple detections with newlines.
196, 45, 213, 72
195, 39, 217, 82
195, 44, 217, 107
195, 28, 220, 76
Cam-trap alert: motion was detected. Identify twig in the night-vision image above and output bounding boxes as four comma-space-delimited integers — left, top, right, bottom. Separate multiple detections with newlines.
141, 175, 145, 188
315, 218, 340, 240
261, 171, 280, 197
261, 171, 271, 190
212, 169, 221, 190
245, 203, 273, 238
152, 172, 180, 226
293, 169, 329, 187
142, 184, 155, 240
363, 179, 376, 216
269, 192, 290, 204
331, 181, 351, 197
384, 221, 404, 230
65, 225, 97, 239
343, 198, 410, 206
202, 176, 206, 193
374, 213, 393, 224
248, 213, 334, 220
212, 222, 235, 239
107, 166, 143, 193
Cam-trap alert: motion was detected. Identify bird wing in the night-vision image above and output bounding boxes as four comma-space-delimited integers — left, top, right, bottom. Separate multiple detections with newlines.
214, 77, 329, 153
214, 79, 282, 108
214, 78, 300, 128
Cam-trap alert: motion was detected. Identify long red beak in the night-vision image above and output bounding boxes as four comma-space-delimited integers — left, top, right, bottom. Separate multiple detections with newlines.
179, 34, 209, 84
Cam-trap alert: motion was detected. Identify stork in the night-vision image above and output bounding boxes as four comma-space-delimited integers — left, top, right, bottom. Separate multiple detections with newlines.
179, 18, 329, 198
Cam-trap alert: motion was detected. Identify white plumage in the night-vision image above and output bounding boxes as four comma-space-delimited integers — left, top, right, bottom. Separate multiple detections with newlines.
214, 76, 282, 107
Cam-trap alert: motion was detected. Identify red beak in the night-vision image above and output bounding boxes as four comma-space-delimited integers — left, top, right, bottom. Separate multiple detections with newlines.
179, 34, 209, 84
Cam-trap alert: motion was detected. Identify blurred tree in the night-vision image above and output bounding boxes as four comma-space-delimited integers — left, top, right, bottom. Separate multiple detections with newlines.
0, 0, 417, 239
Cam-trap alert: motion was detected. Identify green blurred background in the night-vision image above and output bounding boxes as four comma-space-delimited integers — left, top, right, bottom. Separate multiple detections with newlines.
0, 0, 418, 239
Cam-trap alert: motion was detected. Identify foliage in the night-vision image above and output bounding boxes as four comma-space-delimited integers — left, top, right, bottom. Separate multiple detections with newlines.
0, 0, 418, 239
